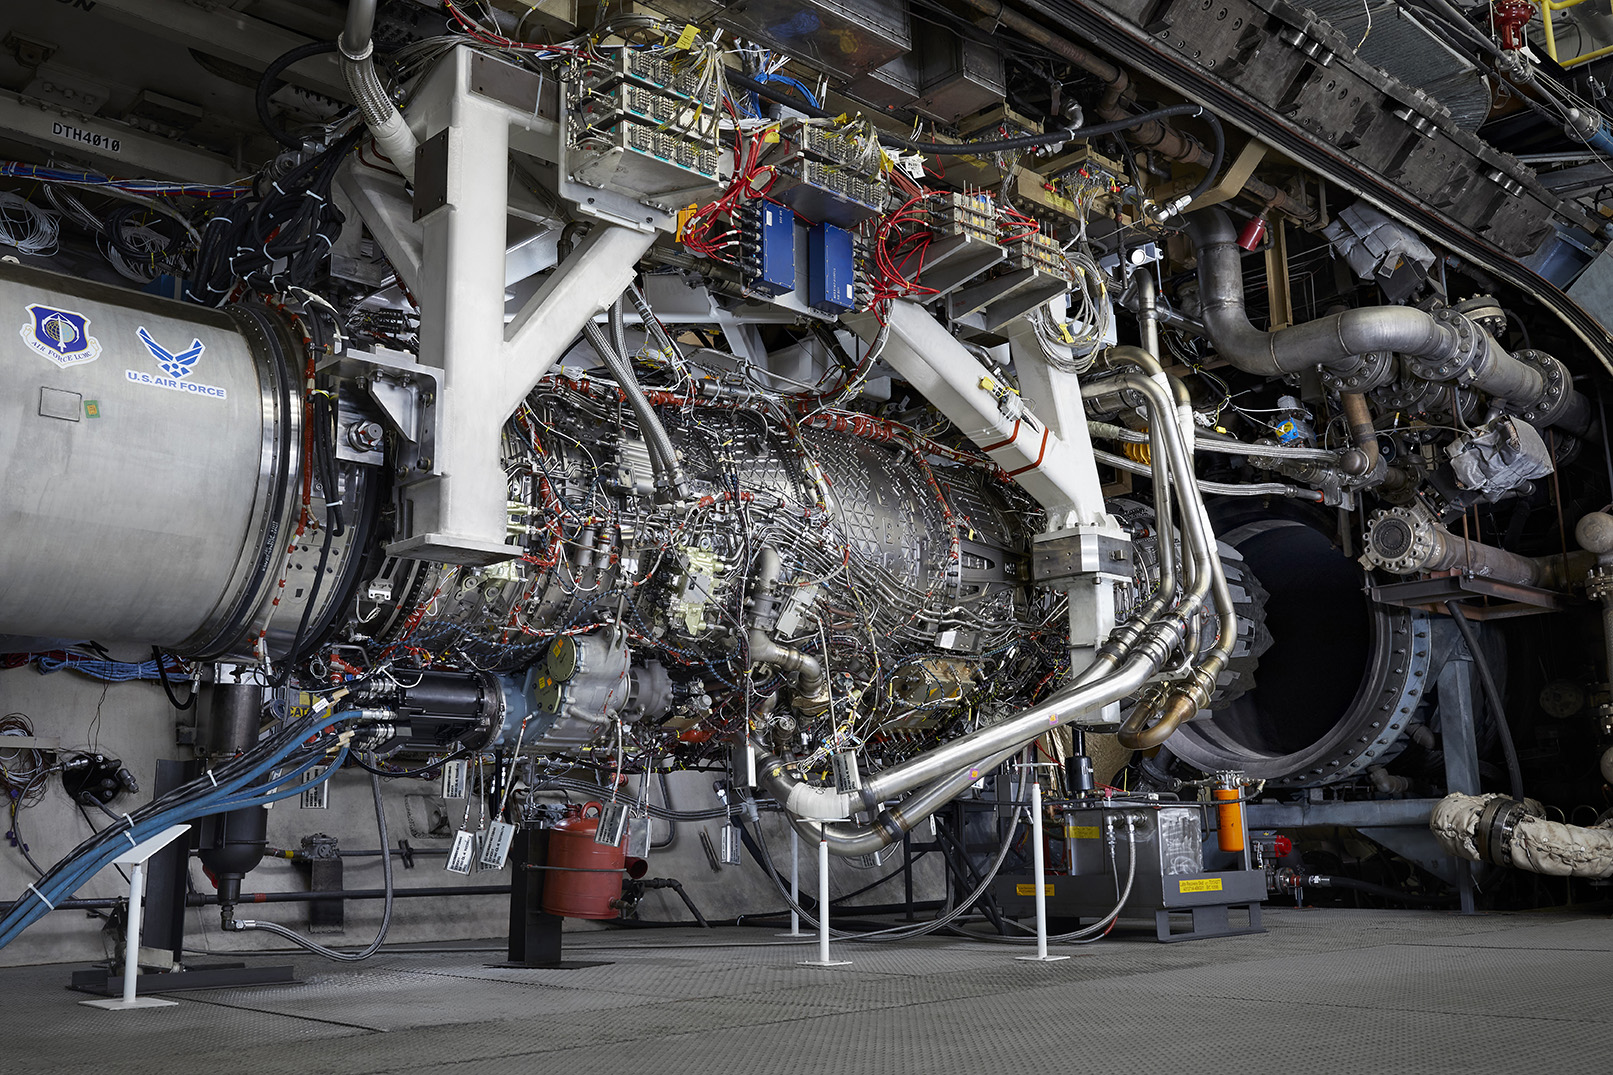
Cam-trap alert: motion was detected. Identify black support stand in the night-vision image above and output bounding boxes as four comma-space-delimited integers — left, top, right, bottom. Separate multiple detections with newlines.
487, 827, 609, 970
67, 759, 297, 996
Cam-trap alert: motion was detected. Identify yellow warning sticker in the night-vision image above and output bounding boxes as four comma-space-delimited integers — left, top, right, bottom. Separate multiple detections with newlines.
1015, 883, 1053, 897
1178, 878, 1225, 894
1066, 825, 1100, 839
673, 23, 700, 49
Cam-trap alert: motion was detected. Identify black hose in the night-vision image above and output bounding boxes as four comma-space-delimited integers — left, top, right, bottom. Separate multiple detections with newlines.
350, 746, 473, 779
152, 647, 196, 710
1307, 875, 1456, 907
257, 40, 343, 149
1445, 601, 1526, 801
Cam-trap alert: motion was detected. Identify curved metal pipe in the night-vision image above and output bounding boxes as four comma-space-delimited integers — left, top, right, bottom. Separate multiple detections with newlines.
747, 629, 829, 716
792, 742, 1025, 856
1106, 370, 1238, 748
584, 304, 688, 501
1339, 392, 1380, 475
339, 0, 417, 183
1184, 209, 1590, 434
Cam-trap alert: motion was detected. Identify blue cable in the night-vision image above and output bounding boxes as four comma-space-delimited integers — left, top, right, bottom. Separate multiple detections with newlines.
756, 73, 820, 109
0, 711, 356, 948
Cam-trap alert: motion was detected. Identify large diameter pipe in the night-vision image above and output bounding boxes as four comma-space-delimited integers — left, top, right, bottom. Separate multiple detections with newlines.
0, 261, 307, 657
1363, 508, 1590, 587
1432, 793, 1613, 877
1185, 209, 1592, 435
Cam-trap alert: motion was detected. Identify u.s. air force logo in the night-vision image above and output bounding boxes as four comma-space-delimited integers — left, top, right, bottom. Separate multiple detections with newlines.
124, 325, 227, 400
21, 304, 101, 368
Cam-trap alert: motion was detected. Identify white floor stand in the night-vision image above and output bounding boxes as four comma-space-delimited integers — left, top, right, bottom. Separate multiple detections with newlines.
80, 824, 193, 1010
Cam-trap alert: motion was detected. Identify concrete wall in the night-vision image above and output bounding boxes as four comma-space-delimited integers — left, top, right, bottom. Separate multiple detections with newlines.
0, 665, 943, 968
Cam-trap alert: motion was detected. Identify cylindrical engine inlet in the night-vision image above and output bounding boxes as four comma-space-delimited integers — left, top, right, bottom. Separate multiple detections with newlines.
0, 261, 310, 657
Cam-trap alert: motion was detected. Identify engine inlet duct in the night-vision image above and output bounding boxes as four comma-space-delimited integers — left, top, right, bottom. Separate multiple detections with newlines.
0, 261, 374, 659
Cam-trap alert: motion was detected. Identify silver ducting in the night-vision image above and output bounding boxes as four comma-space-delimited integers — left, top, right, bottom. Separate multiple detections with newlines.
340, 0, 417, 183
1363, 505, 1591, 587
1184, 209, 1593, 435
0, 262, 353, 658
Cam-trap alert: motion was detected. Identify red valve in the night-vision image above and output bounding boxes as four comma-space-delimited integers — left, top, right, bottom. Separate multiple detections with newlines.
1493, 0, 1533, 51
1273, 834, 1294, 858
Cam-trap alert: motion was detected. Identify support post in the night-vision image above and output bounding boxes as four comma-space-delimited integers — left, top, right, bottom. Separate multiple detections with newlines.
80, 825, 191, 1011
778, 827, 803, 937
798, 836, 850, 967
1016, 777, 1070, 962
1438, 649, 1482, 915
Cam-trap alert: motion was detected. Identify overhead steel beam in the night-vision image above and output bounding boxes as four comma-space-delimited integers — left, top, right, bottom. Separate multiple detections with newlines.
0, 89, 239, 185
90, 0, 347, 99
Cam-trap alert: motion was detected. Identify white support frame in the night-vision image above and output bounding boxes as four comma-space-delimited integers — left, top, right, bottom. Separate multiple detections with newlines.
346, 47, 658, 565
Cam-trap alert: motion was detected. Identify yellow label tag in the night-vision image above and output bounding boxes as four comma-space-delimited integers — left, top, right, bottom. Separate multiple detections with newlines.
1066, 825, 1100, 839
762, 126, 780, 144
1178, 877, 1225, 894
673, 23, 700, 49
1015, 883, 1053, 896
675, 203, 699, 241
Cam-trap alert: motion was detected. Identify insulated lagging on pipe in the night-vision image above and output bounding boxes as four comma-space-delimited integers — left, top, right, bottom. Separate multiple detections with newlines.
1431, 792, 1613, 878
1183, 209, 1593, 435
339, 0, 417, 183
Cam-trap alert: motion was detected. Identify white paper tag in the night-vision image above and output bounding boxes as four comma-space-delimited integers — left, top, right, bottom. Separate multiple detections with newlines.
480, 820, 516, 870
440, 758, 468, 800
445, 828, 476, 874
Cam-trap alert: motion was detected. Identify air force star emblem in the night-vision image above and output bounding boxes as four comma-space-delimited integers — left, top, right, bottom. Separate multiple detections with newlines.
137, 326, 205, 380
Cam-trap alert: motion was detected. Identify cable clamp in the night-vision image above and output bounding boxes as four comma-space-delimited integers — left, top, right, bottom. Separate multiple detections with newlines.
26, 883, 54, 910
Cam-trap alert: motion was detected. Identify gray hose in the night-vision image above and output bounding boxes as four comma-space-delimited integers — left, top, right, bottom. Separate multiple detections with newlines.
339, 0, 417, 182
230, 771, 393, 961
980, 813, 1138, 944
584, 307, 688, 500
1095, 447, 1324, 500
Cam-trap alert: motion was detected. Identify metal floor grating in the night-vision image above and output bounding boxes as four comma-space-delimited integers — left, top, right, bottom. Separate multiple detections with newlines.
3, 908, 1607, 1075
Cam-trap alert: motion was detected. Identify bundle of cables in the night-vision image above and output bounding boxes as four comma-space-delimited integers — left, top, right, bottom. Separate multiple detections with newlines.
0, 703, 355, 950
186, 128, 362, 306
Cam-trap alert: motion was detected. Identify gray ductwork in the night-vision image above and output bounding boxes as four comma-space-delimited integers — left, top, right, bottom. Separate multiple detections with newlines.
1184, 209, 1591, 435
340, 0, 417, 183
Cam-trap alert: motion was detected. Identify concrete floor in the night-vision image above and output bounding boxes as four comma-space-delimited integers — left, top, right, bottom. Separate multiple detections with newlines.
3, 907, 1609, 1074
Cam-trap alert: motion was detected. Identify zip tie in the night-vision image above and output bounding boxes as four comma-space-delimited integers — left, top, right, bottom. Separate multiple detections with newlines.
205, 769, 218, 787
26, 883, 54, 910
